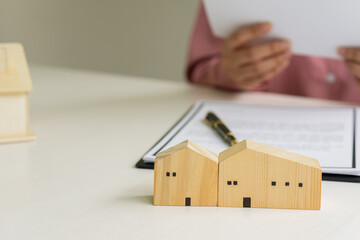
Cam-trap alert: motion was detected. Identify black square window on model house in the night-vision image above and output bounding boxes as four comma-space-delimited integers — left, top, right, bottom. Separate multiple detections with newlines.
227, 181, 232, 185
172, 172, 176, 177
166, 172, 170, 177
299, 183, 303, 187
271, 181, 276, 186
285, 182, 290, 186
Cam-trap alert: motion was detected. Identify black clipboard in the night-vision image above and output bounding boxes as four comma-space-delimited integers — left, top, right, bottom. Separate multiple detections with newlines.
136, 103, 199, 169
136, 103, 360, 183
136, 160, 360, 183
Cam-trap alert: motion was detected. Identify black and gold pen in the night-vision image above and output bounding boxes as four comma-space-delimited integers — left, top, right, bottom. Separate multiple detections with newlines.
204, 112, 238, 146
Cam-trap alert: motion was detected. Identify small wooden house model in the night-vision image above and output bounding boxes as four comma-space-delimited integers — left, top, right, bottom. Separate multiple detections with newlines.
154, 140, 218, 206
0, 43, 35, 143
218, 140, 321, 210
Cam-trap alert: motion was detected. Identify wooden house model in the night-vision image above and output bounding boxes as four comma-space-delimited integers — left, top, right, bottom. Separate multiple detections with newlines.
0, 43, 35, 144
218, 140, 322, 210
154, 140, 218, 207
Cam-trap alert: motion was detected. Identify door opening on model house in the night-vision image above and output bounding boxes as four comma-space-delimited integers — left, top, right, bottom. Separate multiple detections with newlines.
185, 197, 191, 206
243, 197, 251, 208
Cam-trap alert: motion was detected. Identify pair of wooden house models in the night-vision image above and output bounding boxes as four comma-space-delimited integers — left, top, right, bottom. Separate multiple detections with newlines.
0, 43, 35, 144
154, 140, 322, 210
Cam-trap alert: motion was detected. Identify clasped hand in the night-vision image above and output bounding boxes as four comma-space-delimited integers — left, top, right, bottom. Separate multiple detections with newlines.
221, 22, 360, 89
338, 47, 360, 87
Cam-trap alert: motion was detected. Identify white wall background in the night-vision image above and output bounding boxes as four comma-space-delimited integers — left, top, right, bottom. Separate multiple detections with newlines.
0, 0, 199, 81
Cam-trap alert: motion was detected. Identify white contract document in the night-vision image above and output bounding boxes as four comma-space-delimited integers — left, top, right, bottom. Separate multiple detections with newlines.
203, 0, 360, 59
142, 101, 360, 176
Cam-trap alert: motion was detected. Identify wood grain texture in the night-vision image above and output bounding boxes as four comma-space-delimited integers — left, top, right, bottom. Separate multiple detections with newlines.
219, 140, 322, 210
154, 140, 218, 206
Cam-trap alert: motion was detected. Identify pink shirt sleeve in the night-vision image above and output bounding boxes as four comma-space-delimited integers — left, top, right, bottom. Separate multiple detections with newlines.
186, 2, 360, 104
186, 3, 242, 91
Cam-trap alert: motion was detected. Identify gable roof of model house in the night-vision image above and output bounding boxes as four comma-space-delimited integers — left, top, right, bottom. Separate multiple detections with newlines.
219, 140, 320, 169
0, 43, 33, 93
156, 140, 218, 163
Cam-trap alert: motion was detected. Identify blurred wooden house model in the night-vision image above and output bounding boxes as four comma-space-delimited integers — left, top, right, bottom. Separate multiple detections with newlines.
0, 43, 35, 143
154, 140, 218, 206
218, 140, 322, 210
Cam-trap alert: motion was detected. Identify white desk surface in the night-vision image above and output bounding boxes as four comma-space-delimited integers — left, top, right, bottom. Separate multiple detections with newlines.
1, 65, 359, 240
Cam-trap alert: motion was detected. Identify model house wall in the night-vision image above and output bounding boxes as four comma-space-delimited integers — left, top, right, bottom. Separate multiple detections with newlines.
154, 140, 218, 207
218, 140, 322, 210
0, 94, 28, 136
0, 43, 35, 143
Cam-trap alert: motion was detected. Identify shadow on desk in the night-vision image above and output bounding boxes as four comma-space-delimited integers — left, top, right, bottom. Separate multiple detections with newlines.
118, 195, 153, 205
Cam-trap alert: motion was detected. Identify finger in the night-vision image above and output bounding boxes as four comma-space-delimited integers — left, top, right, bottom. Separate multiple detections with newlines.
234, 40, 290, 65
240, 60, 290, 90
345, 61, 360, 79
338, 47, 360, 63
226, 22, 272, 51
262, 59, 290, 80
238, 50, 291, 78
346, 61, 360, 89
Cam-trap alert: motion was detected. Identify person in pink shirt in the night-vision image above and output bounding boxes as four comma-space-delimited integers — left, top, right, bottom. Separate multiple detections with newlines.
187, 2, 360, 104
